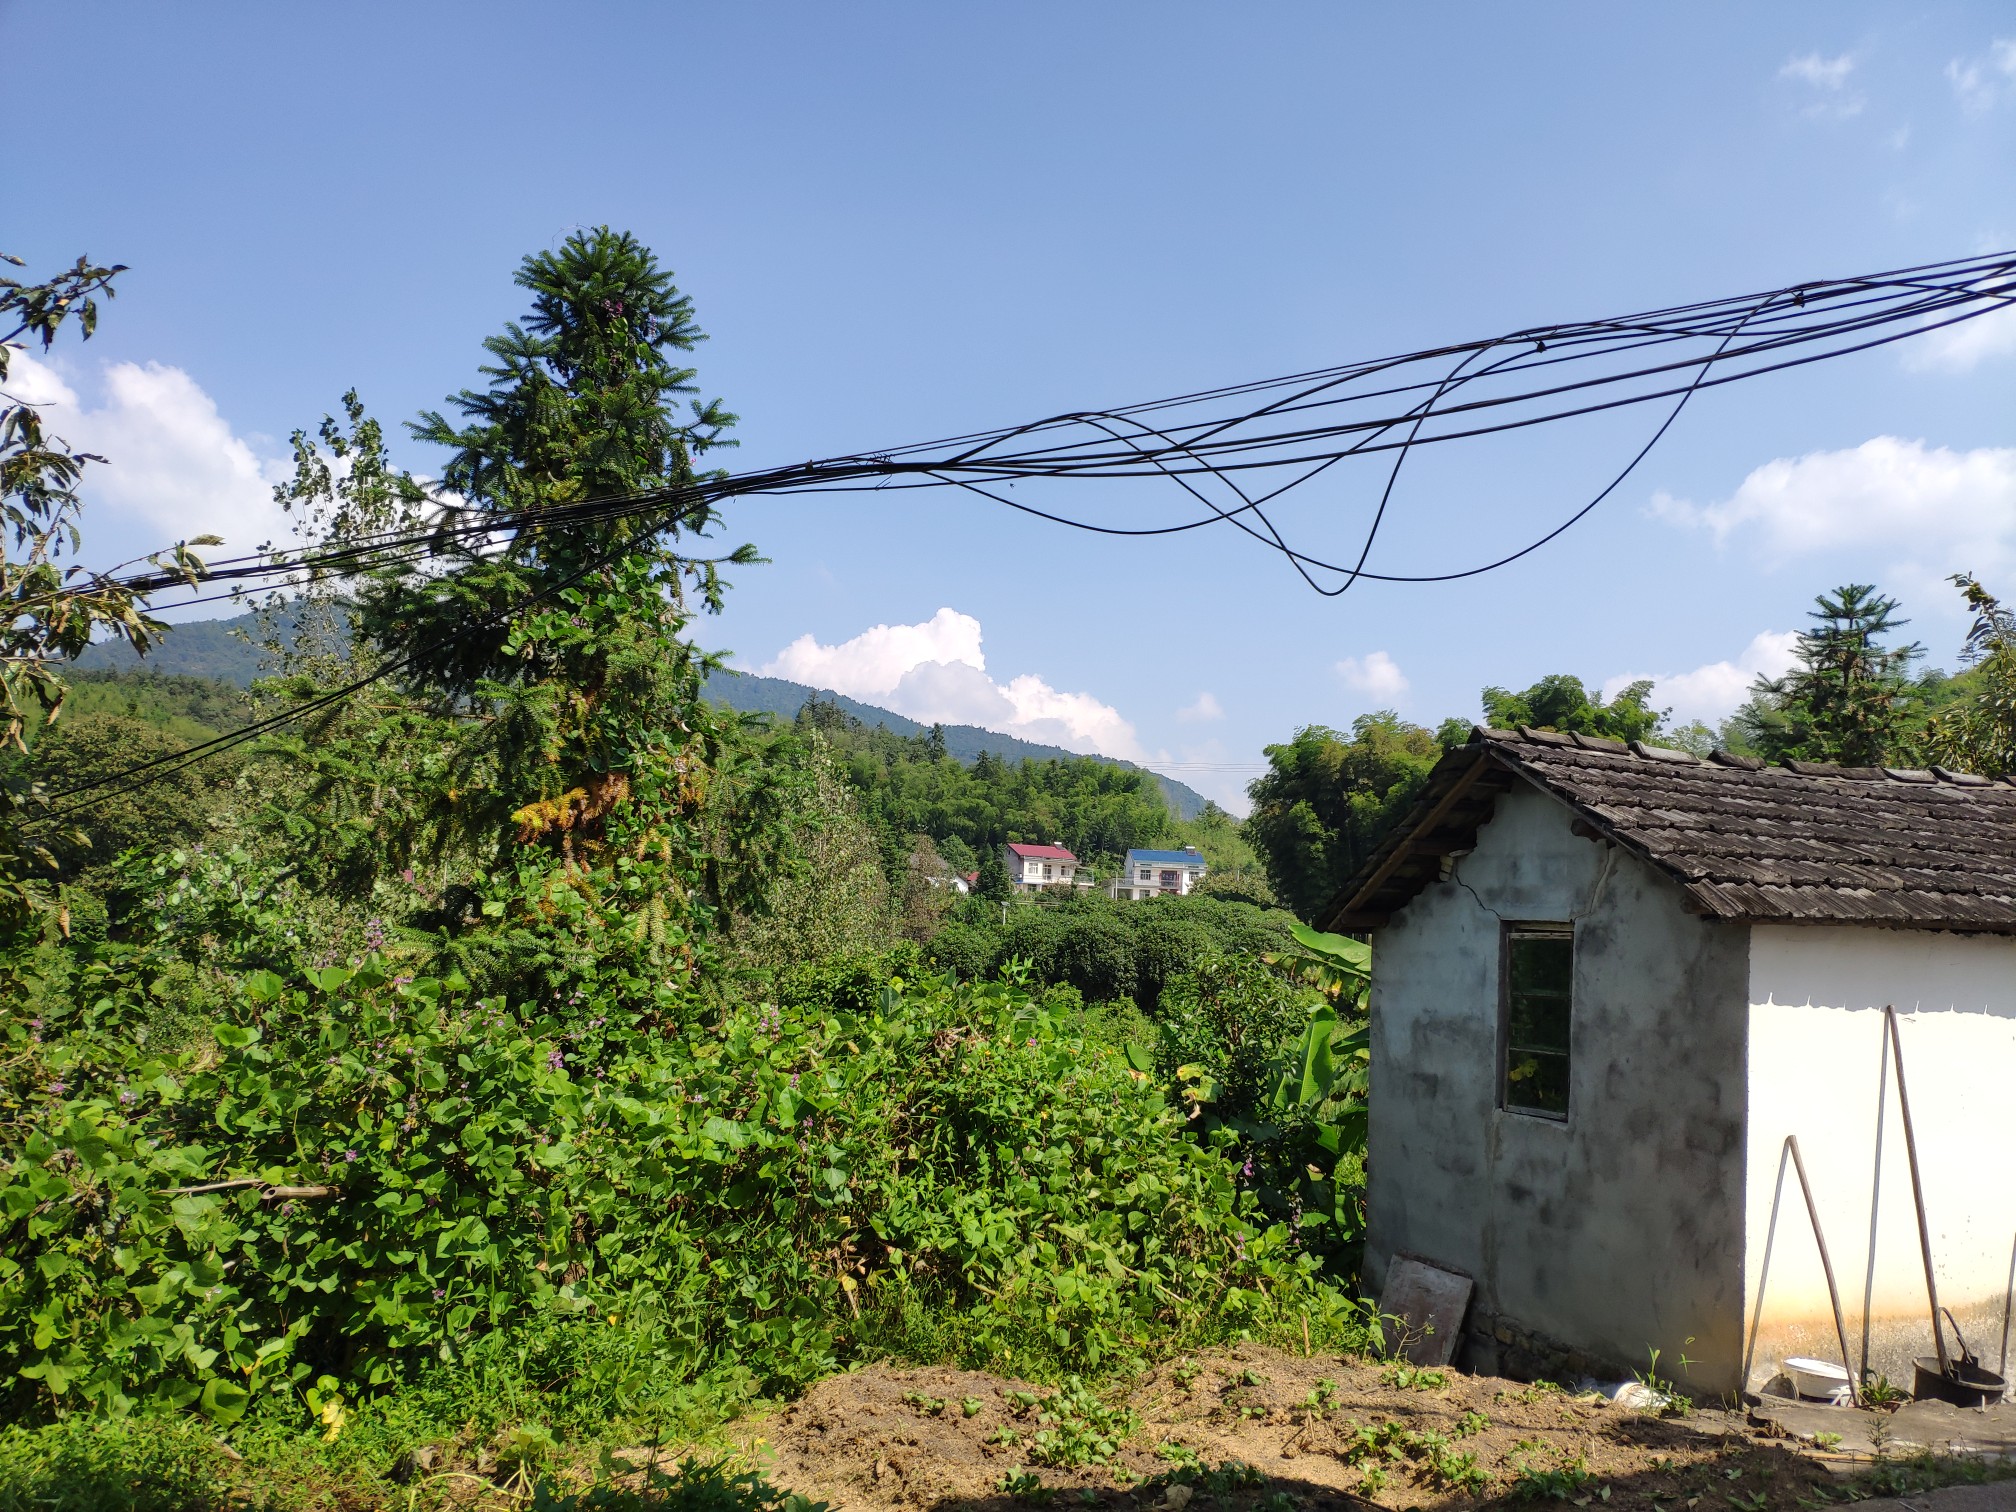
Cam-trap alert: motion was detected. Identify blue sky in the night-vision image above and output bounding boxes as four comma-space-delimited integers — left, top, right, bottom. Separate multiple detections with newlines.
9, 3, 2014, 809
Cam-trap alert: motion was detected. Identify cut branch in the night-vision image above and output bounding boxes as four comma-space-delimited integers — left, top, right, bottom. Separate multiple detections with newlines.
163, 1179, 341, 1201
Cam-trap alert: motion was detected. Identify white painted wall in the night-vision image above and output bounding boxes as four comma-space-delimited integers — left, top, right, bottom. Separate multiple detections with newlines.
1744, 926, 2016, 1388
1008, 849, 1078, 888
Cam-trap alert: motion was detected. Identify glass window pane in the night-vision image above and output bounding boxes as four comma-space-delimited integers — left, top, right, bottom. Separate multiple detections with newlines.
1505, 1050, 1570, 1116
1509, 933, 1572, 996
1507, 992, 1570, 1053
1505, 928, 1572, 1119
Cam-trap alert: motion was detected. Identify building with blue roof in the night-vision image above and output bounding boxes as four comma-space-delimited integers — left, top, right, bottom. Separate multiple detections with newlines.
1109, 846, 1207, 900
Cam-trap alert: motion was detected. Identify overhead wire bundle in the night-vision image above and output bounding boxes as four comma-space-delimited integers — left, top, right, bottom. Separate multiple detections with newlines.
33, 246, 2016, 814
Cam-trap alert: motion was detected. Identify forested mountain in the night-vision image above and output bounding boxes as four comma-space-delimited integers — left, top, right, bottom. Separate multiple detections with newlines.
72, 613, 277, 682
709, 667, 1209, 818
73, 614, 1210, 818
789, 699, 1180, 876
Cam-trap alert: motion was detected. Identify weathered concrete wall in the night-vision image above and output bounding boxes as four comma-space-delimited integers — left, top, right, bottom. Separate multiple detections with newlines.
1367, 784, 1752, 1393
1744, 926, 2016, 1391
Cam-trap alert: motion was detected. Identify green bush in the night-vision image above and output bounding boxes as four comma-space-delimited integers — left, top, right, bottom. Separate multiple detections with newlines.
921, 921, 999, 986
0, 1415, 228, 1512
923, 895, 1298, 1011
530, 1457, 830, 1512
1150, 953, 1370, 1274
1, 958, 1364, 1424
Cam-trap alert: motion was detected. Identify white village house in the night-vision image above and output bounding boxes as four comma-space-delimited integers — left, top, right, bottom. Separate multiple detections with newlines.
1003, 842, 1088, 892
1323, 726, 2016, 1397
1109, 847, 1208, 900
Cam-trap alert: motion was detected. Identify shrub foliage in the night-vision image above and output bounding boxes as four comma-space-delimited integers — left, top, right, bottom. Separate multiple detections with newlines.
2, 957, 1355, 1422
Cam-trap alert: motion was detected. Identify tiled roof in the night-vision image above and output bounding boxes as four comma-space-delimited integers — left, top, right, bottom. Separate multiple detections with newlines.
1126, 848, 1208, 866
1006, 843, 1078, 861
1321, 727, 2016, 935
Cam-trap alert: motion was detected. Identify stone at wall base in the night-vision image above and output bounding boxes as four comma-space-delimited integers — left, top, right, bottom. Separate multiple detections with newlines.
1458, 1308, 1638, 1389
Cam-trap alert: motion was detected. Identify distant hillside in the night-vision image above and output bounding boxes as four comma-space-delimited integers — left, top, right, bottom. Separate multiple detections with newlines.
67, 614, 1210, 819
73, 615, 274, 683
705, 668, 1209, 820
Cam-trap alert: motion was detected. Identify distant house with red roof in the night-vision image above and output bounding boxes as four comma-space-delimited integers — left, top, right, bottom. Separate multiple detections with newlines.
1003, 842, 1088, 891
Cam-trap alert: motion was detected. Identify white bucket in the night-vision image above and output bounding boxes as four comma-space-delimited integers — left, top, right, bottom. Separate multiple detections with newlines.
1783, 1356, 1852, 1403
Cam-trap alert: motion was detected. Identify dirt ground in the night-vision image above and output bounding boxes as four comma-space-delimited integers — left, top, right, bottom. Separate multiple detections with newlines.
639, 1345, 2001, 1512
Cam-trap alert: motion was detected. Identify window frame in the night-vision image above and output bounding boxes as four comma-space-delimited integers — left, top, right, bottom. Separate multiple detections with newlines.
1498, 921, 1575, 1123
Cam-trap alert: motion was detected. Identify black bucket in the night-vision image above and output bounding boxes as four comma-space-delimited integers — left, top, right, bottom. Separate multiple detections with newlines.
1912, 1355, 2008, 1408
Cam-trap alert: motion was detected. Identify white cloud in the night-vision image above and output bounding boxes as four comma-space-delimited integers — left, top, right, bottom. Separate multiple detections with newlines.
1904, 299, 2016, 373
1947, 39, 2016, 112
1781, 52, 1854, 90
1604, 631, 1801, 726
1177, 691, 1224, 722
1779, 52, 1864, 117
1335, 650, 1408, 700
764, 606, 983, 697
760, 608, 1148, 760
1650, 437, 2016, 574
9, 350, 292, 561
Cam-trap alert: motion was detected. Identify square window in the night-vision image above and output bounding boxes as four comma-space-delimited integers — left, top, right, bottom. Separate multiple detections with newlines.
1503, 926, 1572, 1120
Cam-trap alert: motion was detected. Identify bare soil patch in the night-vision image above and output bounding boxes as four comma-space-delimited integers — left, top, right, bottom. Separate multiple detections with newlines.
718, 1347, 1930, 1512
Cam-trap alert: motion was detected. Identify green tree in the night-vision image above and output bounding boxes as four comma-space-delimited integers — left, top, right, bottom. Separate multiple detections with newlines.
1173, 799, 1276, 907
1736, 583, 1922, 767
975, 846, 1012, 903
1244, 712, 1440, 922
270, 228, 778, 1000
24, 716, 227, 888
1, 253, 211, 928
791, 701, 1175, 883
1481, 673, 1664, 742
936, 832, 978, 876
723, 736, 890, 968
1922, 574, 2016, 776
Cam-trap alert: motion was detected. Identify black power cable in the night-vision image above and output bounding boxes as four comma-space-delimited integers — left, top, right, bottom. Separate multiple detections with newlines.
27, 247, 2016, 818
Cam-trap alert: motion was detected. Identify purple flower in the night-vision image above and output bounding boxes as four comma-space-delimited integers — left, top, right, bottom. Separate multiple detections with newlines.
433, 1288, 445, 1300
48, 1082, 65, 1096
546, 1049, 565, 1072
343, 1149, 359, 1163
1241, 1157, 1255, 1179
118, 1090, 135, 1106
788, 1073, 799, 1089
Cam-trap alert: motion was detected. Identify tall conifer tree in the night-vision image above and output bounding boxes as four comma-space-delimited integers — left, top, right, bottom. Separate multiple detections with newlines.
1742, 584, 1921, 767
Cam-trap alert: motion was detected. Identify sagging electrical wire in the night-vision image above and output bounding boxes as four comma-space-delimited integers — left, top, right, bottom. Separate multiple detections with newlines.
27, 246, 2016, 820
32, 495, 716, 820
69, 246, 2016, 618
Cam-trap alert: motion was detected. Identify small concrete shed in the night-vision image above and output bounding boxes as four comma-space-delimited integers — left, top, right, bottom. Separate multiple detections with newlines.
1322, 727, 2016, 1397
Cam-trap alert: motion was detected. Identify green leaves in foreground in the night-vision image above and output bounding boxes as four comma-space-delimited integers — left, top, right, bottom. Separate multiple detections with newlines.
1, 962, 1362, 1421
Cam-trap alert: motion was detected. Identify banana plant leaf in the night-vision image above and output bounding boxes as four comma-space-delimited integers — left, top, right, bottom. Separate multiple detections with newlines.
1288, 921, 1370, 977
